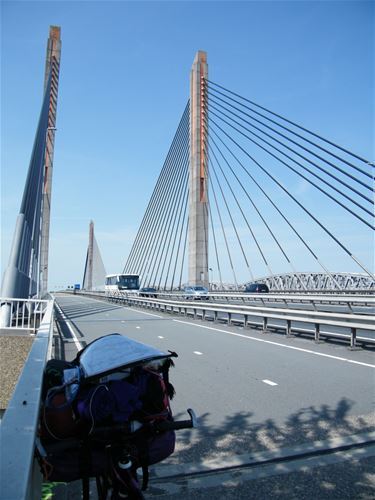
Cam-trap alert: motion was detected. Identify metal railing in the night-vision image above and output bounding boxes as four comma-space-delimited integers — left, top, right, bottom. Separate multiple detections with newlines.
164, 291, 375, 308
0, 297, 50, 333
0, 298, 55, 500
76, 290, 374, 348
124, 295, 375, 348
77, 289, 375, 309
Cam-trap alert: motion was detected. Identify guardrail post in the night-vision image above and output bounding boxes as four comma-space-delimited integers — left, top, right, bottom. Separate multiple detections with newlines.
286, 319, 292, 337
228, 312, 232, 325
314, 323, 321, 343
350, 328, 358, 350
193, 308, 197, 319
262, 317, 269, 334
244, 314, 248, 328
213, 310, 218, 323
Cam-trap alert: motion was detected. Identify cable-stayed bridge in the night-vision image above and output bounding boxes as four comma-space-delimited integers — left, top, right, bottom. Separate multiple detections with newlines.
1, 27, 374, 500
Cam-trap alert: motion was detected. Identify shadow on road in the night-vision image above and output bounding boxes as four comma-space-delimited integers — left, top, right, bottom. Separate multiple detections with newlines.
171, 398, 374, 462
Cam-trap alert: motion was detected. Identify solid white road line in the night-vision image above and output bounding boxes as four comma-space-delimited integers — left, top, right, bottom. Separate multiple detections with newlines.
55, 302, 84, 351
173, 319, 375, 369
262, 379, 278, 386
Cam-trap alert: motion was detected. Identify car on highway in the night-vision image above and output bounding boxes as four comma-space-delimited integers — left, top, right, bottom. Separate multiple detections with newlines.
138, 287, 158, 298
183, 286, 209, 300
245, 283, 269, 293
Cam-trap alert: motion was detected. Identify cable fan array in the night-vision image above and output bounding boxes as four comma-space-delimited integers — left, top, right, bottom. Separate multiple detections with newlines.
123, 103, 190, 290
124, 81, 374, 291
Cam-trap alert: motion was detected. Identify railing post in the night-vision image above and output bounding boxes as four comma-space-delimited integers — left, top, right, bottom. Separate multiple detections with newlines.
286, 319, 292, 337
315, 323, 321, 343
262, 316, 269, 334
350, 328, 357, 349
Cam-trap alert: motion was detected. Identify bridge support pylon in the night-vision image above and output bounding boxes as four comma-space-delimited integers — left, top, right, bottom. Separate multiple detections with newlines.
189, 51, 209, 287
40, 26, 61, 297
82, 221, 107, 291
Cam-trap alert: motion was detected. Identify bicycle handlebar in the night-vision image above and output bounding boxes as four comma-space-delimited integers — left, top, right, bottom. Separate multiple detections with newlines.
155, 409, 197, 431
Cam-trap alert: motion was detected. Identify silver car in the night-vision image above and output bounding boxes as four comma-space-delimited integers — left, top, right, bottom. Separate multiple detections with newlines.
183, 286, 209, 300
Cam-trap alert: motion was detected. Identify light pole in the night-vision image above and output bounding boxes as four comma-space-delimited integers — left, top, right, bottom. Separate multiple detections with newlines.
209, 268, 213, 290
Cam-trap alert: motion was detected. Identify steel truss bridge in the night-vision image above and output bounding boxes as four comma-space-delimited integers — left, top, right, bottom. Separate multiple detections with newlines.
253, 272, 375, 291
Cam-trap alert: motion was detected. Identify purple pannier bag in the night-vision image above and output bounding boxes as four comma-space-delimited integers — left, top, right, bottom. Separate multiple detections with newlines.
76, 379, 142, 424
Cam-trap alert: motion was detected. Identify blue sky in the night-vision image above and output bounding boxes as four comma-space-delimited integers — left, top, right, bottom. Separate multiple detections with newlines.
1, 0, 373, 289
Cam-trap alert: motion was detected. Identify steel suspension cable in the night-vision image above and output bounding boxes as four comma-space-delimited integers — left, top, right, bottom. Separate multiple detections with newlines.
209, 117, 374, 280
208, 154, 257, 284
208, 100, 373, 203
208, 136, 306, 289
130, 105, 188, 282
206, 183, 224, 290
163, 181, 189, 290
169, 187, 189, 290
208, 103, 374, 229
178, 216, 189, 290
208, 127, 307, 290
141, 121, 187, 287
124, 105, 188, 273
134, 113, 186, 284
209, 122, 343, 289
206, 79, 374, 168
146, 114, 189, 287
206, 82, 373, 180
147, 117, 189, 287
156, 137, 189, 289
134, 108, 188, 280
205, 155, 239, 288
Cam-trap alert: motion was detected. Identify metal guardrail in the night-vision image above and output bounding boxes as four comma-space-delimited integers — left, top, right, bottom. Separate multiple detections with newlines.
76, 290, 374, 348
0, 297, 50, 333
76, 289, 375, 308
160, 291, 375, 308
0, 299, 55, 500
126, 296, 375, 348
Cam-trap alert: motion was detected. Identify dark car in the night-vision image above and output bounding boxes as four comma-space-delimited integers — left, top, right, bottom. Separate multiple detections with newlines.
138, 287, 158, 298
245, 283, 269, 293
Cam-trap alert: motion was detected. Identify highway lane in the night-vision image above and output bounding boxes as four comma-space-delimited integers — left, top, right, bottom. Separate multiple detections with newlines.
54, 293, 374, 467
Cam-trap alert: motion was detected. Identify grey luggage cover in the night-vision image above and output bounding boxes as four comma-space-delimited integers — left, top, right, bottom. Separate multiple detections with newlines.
79, 333, 173, 380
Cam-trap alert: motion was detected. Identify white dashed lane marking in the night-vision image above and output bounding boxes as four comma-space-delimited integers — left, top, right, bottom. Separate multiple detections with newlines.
194, 351, 203, 356
158, 336, 165, 339
173, 319, 375, 369
262, 379, 278, 386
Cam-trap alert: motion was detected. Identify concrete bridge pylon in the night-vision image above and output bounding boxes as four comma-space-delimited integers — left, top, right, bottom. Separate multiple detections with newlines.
188, 51, 209, 287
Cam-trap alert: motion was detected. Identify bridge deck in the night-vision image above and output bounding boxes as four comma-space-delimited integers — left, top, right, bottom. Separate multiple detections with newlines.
48, 293, 375, 498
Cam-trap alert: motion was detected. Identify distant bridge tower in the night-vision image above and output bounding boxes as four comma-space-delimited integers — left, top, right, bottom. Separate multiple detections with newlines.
40, 26, 61, 296
189, 51, 209, 287
82, 221, 107, 291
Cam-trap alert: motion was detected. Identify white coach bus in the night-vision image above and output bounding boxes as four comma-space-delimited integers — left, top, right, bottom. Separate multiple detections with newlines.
105, 274, 140, 292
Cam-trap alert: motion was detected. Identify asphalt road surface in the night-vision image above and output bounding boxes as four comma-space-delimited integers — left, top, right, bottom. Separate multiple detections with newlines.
52, 293, 375, 499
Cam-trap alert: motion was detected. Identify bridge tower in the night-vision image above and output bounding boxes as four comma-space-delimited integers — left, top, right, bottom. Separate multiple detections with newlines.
189, 51, 209, 287
82, 221, 107, 291
40, 26, 61, 296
